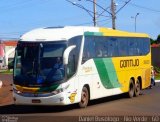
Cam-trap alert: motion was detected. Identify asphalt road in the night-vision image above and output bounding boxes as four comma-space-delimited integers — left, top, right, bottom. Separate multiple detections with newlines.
0, 74, 160, 122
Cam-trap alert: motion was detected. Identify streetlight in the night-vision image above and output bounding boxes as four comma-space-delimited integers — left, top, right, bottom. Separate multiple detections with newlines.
131, 13, 140, 32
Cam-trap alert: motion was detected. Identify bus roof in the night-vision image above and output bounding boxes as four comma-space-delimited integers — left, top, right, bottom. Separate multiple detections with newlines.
20, 26, 149, 42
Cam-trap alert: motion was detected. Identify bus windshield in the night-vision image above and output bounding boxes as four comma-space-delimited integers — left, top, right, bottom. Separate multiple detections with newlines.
13, 41, 67, 87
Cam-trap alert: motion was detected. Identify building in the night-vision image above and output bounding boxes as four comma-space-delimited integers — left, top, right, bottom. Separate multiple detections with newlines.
0, 40, 18, 69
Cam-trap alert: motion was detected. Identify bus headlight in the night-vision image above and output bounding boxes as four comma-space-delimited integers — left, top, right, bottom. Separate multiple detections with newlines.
13, 88, 22, 94
52, 84, 69, 95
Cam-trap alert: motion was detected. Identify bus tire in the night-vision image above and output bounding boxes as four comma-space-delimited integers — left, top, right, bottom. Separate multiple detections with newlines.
128, 79, 135, 98
134, 79, 140, 97
79, 86, 89, 108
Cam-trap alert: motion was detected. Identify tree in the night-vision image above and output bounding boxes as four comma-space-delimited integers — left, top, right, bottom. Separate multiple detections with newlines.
150, 38, 155, 45
156, 34, 160, 44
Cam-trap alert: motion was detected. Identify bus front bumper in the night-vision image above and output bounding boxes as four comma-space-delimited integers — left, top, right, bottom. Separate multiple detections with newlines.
13, 91, 72, 106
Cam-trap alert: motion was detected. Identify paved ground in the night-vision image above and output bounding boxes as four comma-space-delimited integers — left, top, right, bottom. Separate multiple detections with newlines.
0, 74, 13, 106
0, 74, 160, 122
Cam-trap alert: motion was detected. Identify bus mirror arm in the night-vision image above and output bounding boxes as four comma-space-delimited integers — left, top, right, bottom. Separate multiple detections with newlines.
63, 45, 76, 65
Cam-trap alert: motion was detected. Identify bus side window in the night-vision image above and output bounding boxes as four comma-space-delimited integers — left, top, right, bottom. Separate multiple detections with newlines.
118, 38, 128, 56
108, 38, 118, 57
96, 44, 103, 57
68, 36, 82, 78
143, 38, 150, 55
103, 40, 108, 57
82, 36, 95, 63
82, 48, 90, 63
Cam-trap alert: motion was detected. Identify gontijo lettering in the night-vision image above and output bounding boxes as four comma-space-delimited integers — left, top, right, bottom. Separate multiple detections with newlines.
120, 59, 139, 68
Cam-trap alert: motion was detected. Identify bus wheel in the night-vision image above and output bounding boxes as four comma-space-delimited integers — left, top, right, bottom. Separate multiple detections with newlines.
128, 79, 135, 98
79, 86, 89, 108
135, 79, 140, 97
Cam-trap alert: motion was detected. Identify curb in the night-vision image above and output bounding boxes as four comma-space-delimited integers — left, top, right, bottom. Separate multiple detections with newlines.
155, 80, 160, 83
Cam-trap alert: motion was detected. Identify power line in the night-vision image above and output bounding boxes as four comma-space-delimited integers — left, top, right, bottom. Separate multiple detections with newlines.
66, 0, 131, 29
116, 0, 132, 14
74, 18, 112, 26
97, 6, 110, 18
130, 3, 160, 13
66, 0, 111, 26
119, 0, 160, 13
66, 0, 93, 18
86, 0, 112, 15
66, 0, 110, 18
99, 19, 112, 27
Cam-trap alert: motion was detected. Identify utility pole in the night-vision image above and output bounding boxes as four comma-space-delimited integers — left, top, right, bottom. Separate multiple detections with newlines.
93, 0, 97, 26
111, 0, 116, 29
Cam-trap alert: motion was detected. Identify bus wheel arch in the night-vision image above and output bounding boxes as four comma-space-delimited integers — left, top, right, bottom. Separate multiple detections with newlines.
79, 84, 90, 108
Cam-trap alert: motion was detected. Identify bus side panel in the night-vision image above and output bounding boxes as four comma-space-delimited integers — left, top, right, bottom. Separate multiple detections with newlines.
78, 54, 151, 101
112, 54, 151, 92
78, 59, 123, 100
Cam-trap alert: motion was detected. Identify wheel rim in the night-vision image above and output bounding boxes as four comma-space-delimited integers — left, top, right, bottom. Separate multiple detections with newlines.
81, 90, 88, 105
129, 83, 134, 97
135, 81, 140, 96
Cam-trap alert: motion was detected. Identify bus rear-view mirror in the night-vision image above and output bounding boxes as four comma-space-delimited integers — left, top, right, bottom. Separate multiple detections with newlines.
63, 45, 76, 65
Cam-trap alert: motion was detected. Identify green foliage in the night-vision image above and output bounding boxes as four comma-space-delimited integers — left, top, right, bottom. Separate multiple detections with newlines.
0, 70, 13, 74
151, 34, 160, 45
150, 38, 156, 45
156, 34, 160, 44
155, 73, 160, 80
154, 66, 160, 73
154, 66, 160, 80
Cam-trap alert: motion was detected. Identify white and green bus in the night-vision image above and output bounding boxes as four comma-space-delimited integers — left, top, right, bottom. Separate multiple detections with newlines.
13, 26, 151, 107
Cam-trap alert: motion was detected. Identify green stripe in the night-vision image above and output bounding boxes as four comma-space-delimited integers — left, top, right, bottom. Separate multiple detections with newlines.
38, 84, 59, 92
84, 32, 103, 36
94, 58, 121, 89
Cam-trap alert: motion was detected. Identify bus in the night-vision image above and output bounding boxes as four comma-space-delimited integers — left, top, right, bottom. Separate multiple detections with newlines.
13, 26, 151, 108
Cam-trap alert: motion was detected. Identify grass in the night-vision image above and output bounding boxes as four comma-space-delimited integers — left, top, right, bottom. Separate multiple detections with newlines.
155, 73, 160, 80
0, 69, 13, 74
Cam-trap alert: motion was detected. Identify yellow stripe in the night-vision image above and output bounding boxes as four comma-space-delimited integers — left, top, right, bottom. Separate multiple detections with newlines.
99, 27, 149, 38
15, 85, 39, 93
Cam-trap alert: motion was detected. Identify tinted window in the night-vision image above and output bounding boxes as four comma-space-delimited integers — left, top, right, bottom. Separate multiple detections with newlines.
68, 36, 82, 78
142, 38, 150, 55
118, 38, 128, 56
82, 36, 150, 63
108, 37, 118, 57
82, 36, 96, 63
128, 38, 139, 56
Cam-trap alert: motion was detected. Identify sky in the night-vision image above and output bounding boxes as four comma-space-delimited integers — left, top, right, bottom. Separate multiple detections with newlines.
0, 0, 160, 40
